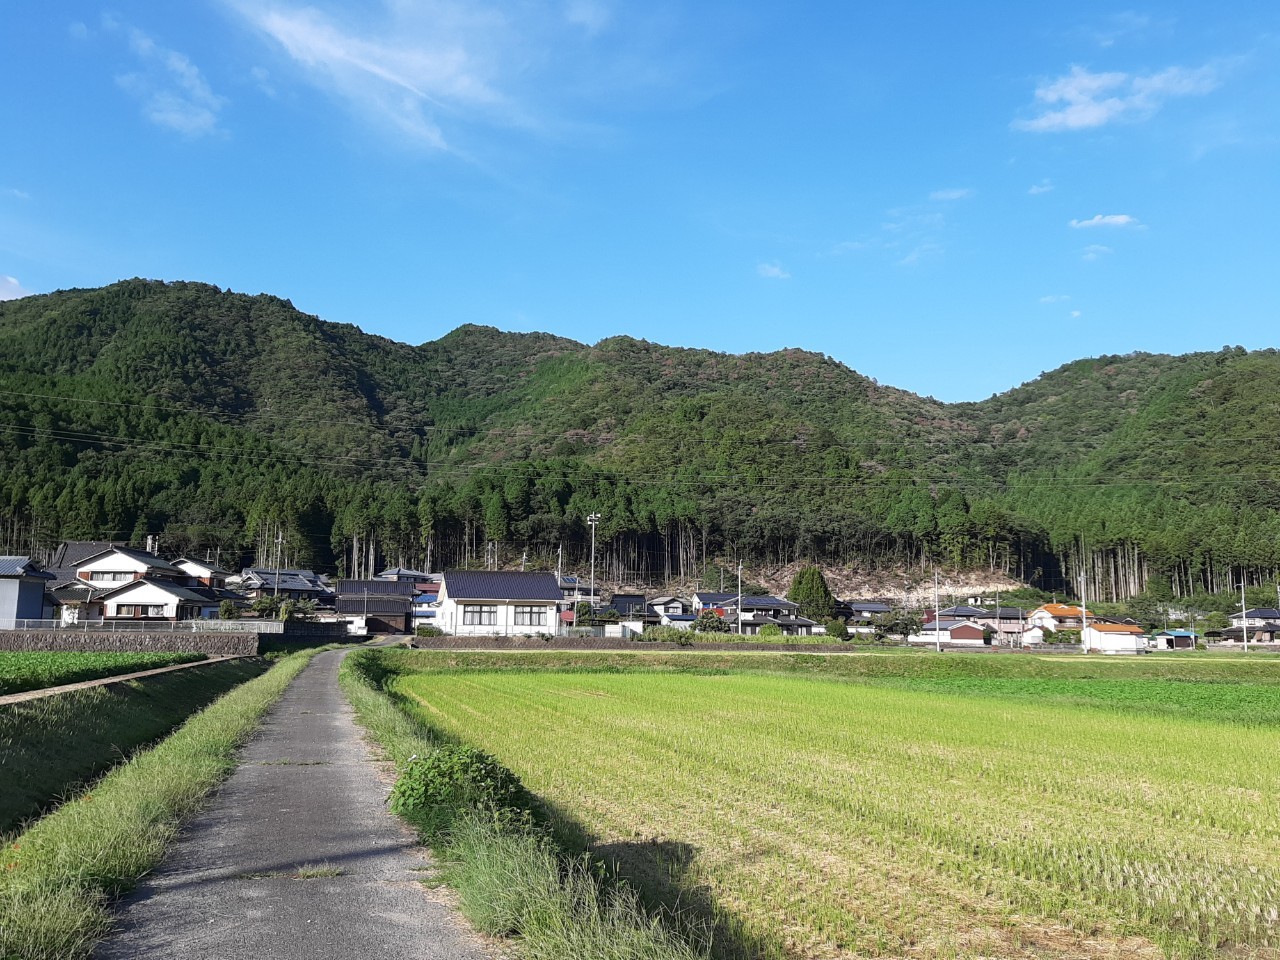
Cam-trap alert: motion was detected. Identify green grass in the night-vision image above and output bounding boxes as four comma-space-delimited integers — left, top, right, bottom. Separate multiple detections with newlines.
377, 649, 1280, 960
0, 652, 206, 696
0, 659, 268, 834
0, 648, 321, 960
338, 651, 707, 960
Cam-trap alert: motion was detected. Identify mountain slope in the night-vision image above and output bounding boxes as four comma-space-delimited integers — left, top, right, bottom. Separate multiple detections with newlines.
1, 279, 1277, 599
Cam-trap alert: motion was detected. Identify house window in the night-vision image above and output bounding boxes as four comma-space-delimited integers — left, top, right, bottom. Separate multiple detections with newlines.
462, 604, 497, 626
514, 605, 547, 626
90, 571, 133, 582
117, 604, 165, 617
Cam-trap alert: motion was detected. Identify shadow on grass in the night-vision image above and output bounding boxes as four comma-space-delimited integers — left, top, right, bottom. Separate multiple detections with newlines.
588, 836, 783, 960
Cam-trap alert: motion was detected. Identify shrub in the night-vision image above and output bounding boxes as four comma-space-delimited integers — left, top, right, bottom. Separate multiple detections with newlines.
415, 625, 445, 638
218, 600, 239, 620
388, 746, 534, 839
692, 610, 729, 634
825, 618, 849, 640
758, 624, 783, 637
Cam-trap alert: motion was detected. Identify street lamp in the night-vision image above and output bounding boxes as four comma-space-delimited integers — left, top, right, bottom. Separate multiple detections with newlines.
587, 513, 601, 616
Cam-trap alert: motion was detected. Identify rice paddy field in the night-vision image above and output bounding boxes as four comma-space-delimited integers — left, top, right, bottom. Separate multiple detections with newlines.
382, 650, 1280, 960
0, 651, 205, 696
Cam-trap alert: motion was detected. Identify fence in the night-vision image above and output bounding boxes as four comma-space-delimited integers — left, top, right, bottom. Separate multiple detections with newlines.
0, 618, 284, 634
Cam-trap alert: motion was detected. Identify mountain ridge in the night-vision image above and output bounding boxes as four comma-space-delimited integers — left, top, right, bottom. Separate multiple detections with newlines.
1, 279, 1277, 602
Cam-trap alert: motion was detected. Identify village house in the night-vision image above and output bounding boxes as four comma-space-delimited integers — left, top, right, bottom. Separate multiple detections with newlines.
437, 570, 562, 637
909, 619, 987, 646
0, 556, 56, 625
98, 578, 223, 622
1028, 603, 1085, 632
235, 568, 334, 603
336, 578, 415, 633
1082, 622, 1146, 654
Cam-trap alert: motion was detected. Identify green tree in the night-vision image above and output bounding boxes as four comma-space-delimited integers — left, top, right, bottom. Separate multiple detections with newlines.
825, 618, 849, 640
786, 566, 835, 622
218, 599, 239, 620
692, 610, 730, 633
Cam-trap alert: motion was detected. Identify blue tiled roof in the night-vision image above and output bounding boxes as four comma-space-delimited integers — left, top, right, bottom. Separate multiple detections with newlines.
444, 570, 561, 601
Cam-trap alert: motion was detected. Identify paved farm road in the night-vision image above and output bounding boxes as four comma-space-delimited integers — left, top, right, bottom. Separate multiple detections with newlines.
95, 649, 493, 960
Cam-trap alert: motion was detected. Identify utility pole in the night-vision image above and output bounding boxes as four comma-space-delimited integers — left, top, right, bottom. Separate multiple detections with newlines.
1241, 578, 1249, 653
587, 513, 600, 614
272, 529, 285, 599
1079, 573, 1090, 653
737, 561, 743, 635
933, 568, 941, 653
521, 549, 527, 572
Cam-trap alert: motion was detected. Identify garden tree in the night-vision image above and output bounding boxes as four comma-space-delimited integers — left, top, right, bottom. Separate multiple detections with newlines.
758, 623, 783, 637
787, 566, 836, 622
250, 595, 281, 619
692, 610, 730, 633
1202, 611, 1231, 632
870, 611, 921, 644
825, 618, 849, 640
217, 600, 238, 620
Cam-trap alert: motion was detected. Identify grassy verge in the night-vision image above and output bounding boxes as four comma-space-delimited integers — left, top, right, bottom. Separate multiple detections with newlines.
338, 650, 705, 960
0, 652, 206, 696
0, 659, 268, 834
0, 648, 322, 960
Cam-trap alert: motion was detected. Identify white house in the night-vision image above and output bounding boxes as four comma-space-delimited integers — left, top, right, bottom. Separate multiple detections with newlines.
908, 619, 987, 646
75, 547, 188, 586
1082, 622, 1146, 654
437, 571, 562, 636
1028, 603, 1085, 631
99, 579, 221, 621
175, 558, 230, 588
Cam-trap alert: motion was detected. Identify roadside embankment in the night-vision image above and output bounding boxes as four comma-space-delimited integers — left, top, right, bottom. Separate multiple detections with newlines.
0, 648, 321, 960
0, 658, 268, 834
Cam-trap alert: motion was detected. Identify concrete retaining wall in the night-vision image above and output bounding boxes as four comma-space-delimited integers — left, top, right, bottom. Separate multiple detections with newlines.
0, 631, 261, 656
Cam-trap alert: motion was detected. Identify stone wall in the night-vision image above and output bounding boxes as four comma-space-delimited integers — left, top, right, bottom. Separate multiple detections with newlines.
0, 631, 261, 656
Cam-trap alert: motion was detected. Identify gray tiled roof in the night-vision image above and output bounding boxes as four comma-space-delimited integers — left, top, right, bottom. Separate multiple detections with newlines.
444, 571, 561, 602
0, 556, 54, 578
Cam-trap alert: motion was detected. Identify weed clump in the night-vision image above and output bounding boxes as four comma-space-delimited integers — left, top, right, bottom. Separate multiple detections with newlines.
389, 746, 534, 839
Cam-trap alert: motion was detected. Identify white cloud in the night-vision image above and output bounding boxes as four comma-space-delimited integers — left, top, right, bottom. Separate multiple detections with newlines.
2, 188, 31, 201
929, 188, 973, 201
565, 0, 611, 35
1015, 63, 1218, 133
68, 21, 89, 40
757, 262, 791, 280
1070, 310, 1082, 318
897, 242, 943, 267
1082, 244, 1113, 261
1070, 214, 1140, 228
1028, 179, 1054, 195
1039, 294, 1071, 304
0, 276, 32, 301
110, 22, 225, 137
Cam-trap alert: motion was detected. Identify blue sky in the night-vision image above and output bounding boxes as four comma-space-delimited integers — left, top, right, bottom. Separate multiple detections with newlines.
2, 2, 1278, 402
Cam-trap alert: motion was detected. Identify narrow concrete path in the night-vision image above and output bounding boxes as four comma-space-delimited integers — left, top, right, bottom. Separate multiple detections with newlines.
95, 650, 494, 960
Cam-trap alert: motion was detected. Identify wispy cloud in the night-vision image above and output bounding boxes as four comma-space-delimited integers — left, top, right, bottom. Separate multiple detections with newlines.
2, 188, 31, 201
224, 1, 678, 153
1070, 214, 1141, 228
929, 187, 973, 201
0, 276, 32, 301
108, 19, 225, 137
757, 262, 791, 280
1070, 310, 1082, 318
1014, 63, 1219, 133
1028, 179, 1054, 195
1039, 294, 1071, 304
1082, 244, 1113, 261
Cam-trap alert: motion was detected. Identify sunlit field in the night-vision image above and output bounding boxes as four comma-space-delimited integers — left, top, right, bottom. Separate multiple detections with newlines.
388, 652, 1280, 959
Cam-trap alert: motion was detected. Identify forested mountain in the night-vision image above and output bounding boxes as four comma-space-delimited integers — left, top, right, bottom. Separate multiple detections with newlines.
1, 279, 1277, 601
